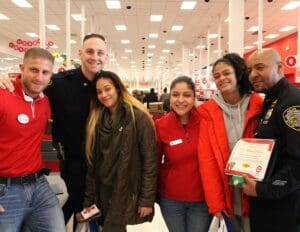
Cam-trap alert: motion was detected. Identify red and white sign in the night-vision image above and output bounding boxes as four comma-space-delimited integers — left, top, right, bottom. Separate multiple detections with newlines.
285, 55, 300, 68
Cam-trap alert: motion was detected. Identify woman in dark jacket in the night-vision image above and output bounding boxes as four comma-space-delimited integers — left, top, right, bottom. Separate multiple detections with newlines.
80, 70, 157, 232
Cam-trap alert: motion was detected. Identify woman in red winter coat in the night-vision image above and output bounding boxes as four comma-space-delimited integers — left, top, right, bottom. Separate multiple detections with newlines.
198, 53, 262, 232
156, 76, 212, 232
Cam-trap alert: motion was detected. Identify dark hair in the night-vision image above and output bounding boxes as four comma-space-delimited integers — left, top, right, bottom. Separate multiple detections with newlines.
170, 76, 195, 96
23, 47, 54, 64
83, 33, 105, 43
163, 87, 167, 93
212, 53, 252, 94
93, 70, 126, 97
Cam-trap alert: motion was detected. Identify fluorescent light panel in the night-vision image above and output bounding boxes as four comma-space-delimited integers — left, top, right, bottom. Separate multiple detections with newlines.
196, 45, 205, 49
71, 14, 86, 21
171, 25, 183, 31
121, 40, 130, 44
125, 49, 132, 53
208, 33, 219, 39
150, 15, 163, 22
70, 40, 77, 44
46, 25, 60, 30
162, 49, 170, 53
147, 53, 154, 56
105, 0, 121, 9
247, 26, 259, 32
149, 33, 159, 38
281, 1, 300, 10
26, 32, 38, 38
253, 40, 265, 45
51, 45, 59, 48
115, 25, 127, 31
11, 0, 32, 8
265, 34, 279, 39
180, 1, 197, 10
244, 45, 254, 50
0, 13, 10, 20
166, 40, 175, 44
148, 45, 156, 49
280, 26, 296, 32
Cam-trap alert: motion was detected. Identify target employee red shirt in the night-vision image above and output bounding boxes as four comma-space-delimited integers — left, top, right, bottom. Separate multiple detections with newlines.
0, 78, 50, 177
155, 108, 205, 201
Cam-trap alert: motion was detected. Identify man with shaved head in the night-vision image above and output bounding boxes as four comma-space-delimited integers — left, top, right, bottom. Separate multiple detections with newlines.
243, 48, 300, 231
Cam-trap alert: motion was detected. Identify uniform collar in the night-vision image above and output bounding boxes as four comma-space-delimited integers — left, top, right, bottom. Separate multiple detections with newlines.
14, 77, 44, 101
265, 77, 288, 100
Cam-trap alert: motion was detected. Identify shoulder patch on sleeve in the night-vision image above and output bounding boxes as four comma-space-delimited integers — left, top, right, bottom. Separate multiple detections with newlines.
283, 106, 300, 131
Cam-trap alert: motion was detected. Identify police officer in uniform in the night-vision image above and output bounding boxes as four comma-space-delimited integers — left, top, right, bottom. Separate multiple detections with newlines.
45, 33, 108, 230
243, 48, 300, 232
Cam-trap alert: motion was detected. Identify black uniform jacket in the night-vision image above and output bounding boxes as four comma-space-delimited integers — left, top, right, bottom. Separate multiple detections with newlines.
45, 67, 94, 161
250, 78, 300, 232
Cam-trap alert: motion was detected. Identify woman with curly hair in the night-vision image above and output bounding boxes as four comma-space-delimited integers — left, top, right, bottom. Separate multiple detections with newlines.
197, 53, 263, 232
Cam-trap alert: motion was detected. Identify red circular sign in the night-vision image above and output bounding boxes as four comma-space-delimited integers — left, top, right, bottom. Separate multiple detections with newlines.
285, 55, 297, 68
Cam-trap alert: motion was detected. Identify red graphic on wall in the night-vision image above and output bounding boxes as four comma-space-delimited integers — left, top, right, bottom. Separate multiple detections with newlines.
8, 39, 54, 52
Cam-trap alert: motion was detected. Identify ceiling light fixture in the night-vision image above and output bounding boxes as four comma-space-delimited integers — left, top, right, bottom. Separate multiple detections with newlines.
208, 33, 219, 39
281, 1, 300, 10
0, 13, 10, 20
180, 1, 197, 10
26, 32, 38, 38
71, 14, 86, 21
166, 40, 175, 44
105, 0, 121, 9
247, 26, 259, 32
149, 33, 159, 38
11, 0, 32, 8
115, 25, 127, 31
265, 34, 279, 39
121, 40, 130, 44
150, 15, 163, 22
46, 25, 60, 30
171, 25, 183, 31
244, 45, 254, 50
280, 25, 296, 32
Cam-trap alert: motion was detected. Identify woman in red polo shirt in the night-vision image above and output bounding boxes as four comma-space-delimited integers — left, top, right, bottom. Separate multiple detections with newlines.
155, 76, 212, 232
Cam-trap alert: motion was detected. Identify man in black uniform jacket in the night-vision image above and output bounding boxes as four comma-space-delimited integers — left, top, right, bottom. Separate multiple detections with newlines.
45, 34, 108, 230
243, 48, 300, 232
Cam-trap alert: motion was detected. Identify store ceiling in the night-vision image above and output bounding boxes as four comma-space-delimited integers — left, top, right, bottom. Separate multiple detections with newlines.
0, 0, 298, 82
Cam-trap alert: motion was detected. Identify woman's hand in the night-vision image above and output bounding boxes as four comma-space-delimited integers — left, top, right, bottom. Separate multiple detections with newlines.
138, 206, 153, 218
214, 210, 229, 219
75, 212, 85, 223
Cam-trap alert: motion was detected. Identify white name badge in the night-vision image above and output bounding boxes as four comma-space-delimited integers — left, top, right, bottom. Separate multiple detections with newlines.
170, 139, 183, 146
17, 114, 29, 124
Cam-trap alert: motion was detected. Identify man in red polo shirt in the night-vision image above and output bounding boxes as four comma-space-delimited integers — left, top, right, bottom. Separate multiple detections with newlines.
0, 47, 65, 232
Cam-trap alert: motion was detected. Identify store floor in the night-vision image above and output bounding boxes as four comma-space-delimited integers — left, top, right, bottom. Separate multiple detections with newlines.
46, 173, 169, 232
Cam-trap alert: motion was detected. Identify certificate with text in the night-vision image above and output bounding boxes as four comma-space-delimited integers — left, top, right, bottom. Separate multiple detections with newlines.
225, 138, 275, 181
